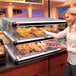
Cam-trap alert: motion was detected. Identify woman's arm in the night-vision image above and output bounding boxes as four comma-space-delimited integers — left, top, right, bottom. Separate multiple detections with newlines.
67, 46, 76, 53
40, 28, 68, 39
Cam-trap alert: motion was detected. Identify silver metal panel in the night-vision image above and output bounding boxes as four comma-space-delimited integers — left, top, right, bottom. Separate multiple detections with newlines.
4, 45, 17, 60
3, 31, 15, 42
2, 17, 66, 25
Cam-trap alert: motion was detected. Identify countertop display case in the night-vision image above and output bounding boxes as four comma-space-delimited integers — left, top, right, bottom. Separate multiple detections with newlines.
2, 17, 67, 64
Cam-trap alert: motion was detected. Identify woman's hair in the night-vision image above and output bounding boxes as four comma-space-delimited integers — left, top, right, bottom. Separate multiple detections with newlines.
63, 7, 76, 19
63, 8, 76, 32
63, 9, 69, 19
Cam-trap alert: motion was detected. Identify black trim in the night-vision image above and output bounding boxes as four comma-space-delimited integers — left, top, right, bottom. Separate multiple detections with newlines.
12, 22, 67, 27
13, 37, 54, 45
12, 22, 17, 28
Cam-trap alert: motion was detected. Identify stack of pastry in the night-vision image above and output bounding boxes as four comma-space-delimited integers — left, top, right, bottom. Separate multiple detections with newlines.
16, 27, 44, 37
30, 27, 44, 36
16, 28, 31, 37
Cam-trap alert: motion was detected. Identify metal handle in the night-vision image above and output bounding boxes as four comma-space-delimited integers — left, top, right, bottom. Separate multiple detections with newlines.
33, 74, 37, 76
60, 63, 64, 66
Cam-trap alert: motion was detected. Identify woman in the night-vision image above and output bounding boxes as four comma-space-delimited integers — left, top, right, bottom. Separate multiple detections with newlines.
39, 8, 76, 76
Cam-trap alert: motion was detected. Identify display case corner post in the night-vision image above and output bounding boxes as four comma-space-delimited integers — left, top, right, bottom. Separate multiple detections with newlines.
14, 59, 18, 65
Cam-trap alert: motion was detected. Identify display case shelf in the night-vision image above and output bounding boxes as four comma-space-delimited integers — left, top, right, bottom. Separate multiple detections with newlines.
5, 45, 60, 64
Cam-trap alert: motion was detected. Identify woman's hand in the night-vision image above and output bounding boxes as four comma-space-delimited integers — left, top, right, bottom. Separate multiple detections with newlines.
58, 44, 67, 50
37, 28, 46, 34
